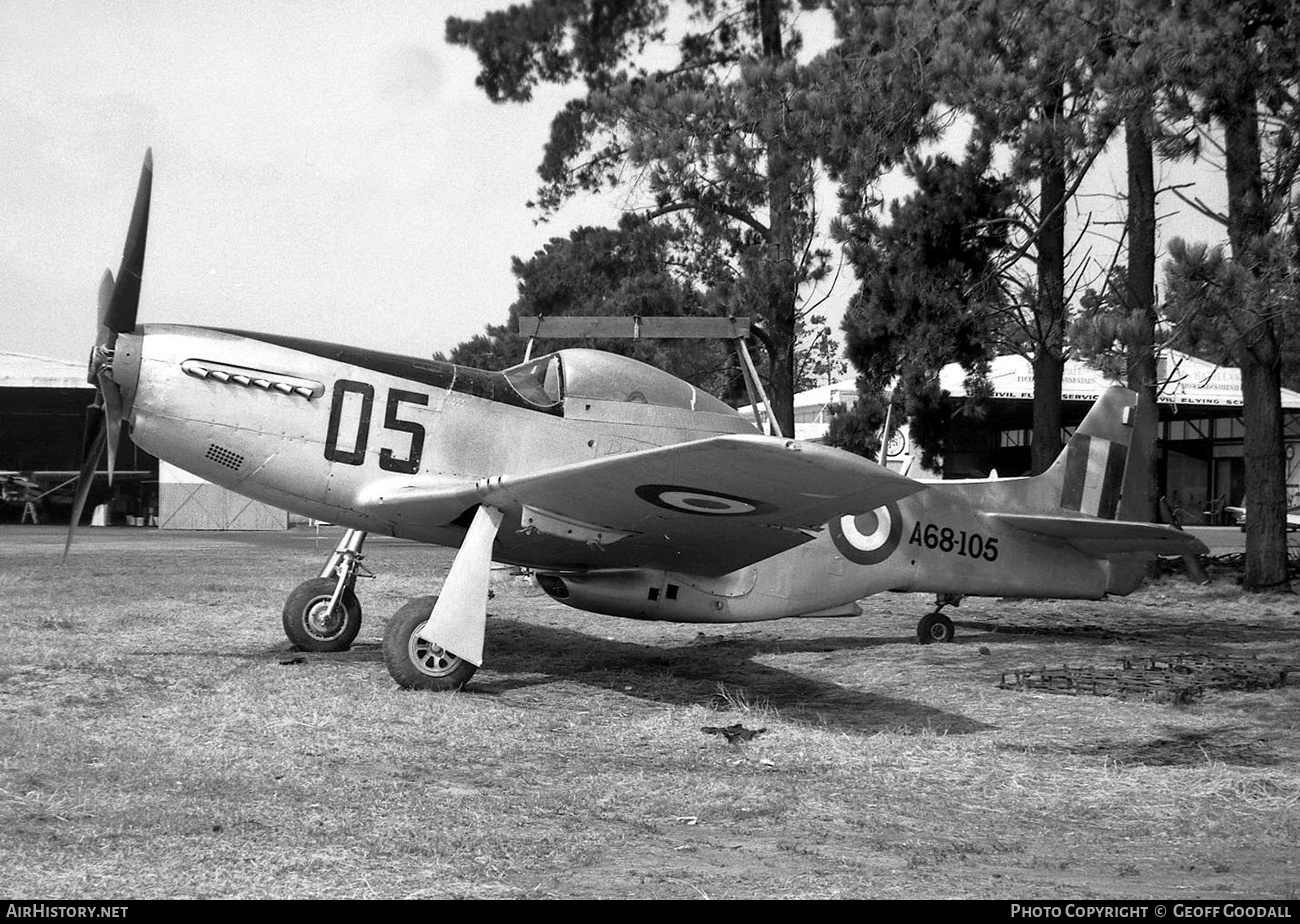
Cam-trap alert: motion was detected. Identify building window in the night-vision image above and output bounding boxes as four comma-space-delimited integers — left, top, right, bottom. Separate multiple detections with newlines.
1214, 417, 1245, 439
1166, 419, 1212, 441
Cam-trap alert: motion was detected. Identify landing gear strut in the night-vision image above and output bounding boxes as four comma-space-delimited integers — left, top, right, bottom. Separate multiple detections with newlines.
282, 528, 371, 652
917, 593, 962, 645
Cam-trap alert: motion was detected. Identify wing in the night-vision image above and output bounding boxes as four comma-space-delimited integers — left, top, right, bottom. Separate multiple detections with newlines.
482, 435, 923, 574
361, 435, 924, 576
985, 512, 1208, 557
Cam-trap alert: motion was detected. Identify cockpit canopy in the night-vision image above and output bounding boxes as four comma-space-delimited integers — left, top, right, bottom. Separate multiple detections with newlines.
502, 348, 737, 416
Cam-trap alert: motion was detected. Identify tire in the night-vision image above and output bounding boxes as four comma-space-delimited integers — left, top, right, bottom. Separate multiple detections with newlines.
383, 595, 478, 691
282, 577, 362, 652
917, 611, 955, 645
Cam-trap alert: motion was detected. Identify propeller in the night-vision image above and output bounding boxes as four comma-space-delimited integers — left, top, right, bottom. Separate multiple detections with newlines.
65, 149, 153, 557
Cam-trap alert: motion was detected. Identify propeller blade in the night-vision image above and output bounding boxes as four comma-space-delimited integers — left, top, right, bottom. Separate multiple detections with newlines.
71, 149, 152, 556
102, 149, 152, 335
95, 269, 115, 349
98, 367, 123, 485
64, 411, 107, 559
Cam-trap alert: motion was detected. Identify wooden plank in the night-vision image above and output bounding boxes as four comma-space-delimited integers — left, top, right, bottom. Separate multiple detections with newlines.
518, 316, 751, 340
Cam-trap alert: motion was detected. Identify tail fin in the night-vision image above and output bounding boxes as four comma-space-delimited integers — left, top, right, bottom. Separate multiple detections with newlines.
1036, 386, 1166, 594
1045, 385, 1140, 521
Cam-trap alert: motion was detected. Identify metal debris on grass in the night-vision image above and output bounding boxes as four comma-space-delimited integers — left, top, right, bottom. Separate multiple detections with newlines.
999, 655, 1293, 703
701, 723, 767, 743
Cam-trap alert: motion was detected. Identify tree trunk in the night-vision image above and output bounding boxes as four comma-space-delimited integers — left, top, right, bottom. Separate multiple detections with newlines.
758, 0, 796, 438
1030, 82, 1068, 474
1030, 351, 1064, 473
1123, 111, 1160, 524
1223, 68, 1289, 591
1241, 358, 1290, 590
764, 284, 797, 439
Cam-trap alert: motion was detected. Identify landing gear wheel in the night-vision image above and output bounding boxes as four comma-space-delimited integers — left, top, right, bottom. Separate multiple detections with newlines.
282, 577, 362, 652
383, 595, 478, 691
917, 611, 955, 645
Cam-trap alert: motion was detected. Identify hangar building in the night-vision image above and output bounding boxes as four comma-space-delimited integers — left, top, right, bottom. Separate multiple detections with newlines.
777, 350, 1300, 525
0, 351, 284, 529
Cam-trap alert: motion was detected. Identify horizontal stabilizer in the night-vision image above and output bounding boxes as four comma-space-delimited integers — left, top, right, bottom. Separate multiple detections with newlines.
985, 512, 1208, 557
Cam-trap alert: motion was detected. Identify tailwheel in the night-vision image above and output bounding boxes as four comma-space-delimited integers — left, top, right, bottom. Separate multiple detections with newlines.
917, 611, 956, 645
282, 577, 362, 652
383, 595, 478, 691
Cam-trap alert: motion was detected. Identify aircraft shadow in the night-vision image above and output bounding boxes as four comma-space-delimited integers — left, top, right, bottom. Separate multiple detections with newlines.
439, 618, 989, 736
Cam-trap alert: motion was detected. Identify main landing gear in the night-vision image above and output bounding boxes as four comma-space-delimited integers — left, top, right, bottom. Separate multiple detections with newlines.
381, 505, 503, 692
382, 595, 479, 691
917, 593, 962, 645
282, 528, 372, 652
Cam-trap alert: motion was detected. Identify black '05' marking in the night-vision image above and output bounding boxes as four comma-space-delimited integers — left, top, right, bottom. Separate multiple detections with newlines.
324, 380, 373, 466
325, 379, 429, 473
379, 389, 429, 474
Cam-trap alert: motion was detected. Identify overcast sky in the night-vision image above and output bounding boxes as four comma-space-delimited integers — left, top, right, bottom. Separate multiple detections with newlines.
1, 0, 633, 366
2, 1, 1227, 370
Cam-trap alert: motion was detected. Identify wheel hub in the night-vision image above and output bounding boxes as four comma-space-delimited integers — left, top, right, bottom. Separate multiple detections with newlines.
306, 597, 344, 637
408, 621, 463, 678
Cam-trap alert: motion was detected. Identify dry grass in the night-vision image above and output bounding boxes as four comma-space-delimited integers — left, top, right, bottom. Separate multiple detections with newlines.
1, 526, 1298, 899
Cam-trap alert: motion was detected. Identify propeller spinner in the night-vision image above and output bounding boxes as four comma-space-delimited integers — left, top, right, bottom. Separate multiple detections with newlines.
65, 149, 153, 556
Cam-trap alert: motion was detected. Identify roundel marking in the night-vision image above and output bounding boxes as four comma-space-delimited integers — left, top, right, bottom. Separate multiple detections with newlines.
830, 501, 903, 565
635, 484, 773, 517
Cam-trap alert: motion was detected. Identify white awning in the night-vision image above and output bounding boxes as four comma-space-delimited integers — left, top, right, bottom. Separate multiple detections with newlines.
0, 351, 92, 390
766, 350, 1300, 412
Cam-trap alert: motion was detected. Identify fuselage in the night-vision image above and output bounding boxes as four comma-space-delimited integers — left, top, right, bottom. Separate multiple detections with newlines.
115, 324, 753, 549
113, 325, 1112, 624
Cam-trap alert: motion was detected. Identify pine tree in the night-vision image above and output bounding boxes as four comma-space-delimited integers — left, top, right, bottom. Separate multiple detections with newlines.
824, 0, 1117, 472
446, 1, 839, 436
832, 148, 1013, 468
438, 217, 737, 395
